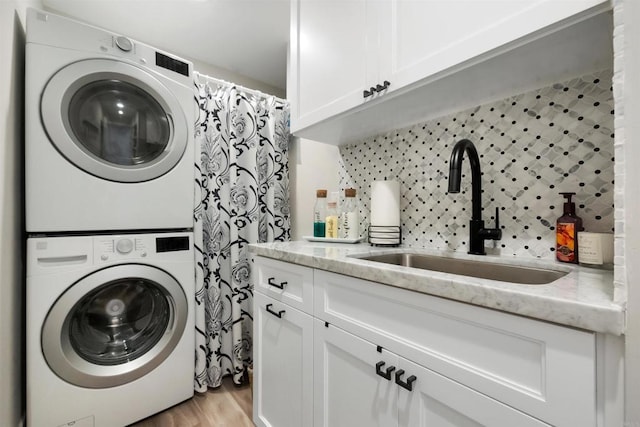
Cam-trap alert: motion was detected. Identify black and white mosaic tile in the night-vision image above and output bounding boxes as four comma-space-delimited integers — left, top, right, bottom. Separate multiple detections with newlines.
339, 69, 614, 260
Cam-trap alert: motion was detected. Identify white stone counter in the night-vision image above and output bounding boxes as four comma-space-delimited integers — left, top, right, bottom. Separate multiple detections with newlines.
249, 241, 625, 335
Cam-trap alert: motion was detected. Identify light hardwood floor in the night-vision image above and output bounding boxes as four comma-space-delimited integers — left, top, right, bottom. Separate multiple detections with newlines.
130, 377, 254, 427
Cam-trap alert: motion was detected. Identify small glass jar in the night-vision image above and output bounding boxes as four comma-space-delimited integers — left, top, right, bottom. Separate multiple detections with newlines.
325, 200, 339, 238
313, 190, 327, 237
340, 188, 359, 239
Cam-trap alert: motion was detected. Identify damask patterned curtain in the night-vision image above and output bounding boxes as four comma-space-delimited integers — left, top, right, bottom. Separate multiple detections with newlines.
193, 73, 290, 390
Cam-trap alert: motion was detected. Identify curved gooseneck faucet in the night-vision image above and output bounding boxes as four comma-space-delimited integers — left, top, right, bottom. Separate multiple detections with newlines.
448, 139, 502, 255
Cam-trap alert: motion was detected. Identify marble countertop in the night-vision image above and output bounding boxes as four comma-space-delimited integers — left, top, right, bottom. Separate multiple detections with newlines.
249, 241, 625, 335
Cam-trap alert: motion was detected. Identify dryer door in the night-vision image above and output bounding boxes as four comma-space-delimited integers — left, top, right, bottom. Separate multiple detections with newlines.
42, 264, 188, 388
40, 59, 188, 183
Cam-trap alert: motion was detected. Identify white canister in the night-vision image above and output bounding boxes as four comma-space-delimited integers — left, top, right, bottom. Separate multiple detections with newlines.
578, 232, 614, 266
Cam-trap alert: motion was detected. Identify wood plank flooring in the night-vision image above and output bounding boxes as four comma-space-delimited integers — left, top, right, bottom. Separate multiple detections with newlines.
130, 377, 254, 427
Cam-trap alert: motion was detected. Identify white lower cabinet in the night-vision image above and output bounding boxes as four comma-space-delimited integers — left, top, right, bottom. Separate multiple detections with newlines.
253, 257, 622, 427
253, 292, 313, 427
313, 270, 599, 427
314, 319, 549, 427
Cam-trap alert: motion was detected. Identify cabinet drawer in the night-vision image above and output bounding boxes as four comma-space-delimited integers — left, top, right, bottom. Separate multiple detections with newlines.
255, 257, 313, 314
314, 270, 596, 427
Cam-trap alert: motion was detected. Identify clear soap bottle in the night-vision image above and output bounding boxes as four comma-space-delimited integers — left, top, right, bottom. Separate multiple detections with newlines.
313, 190, 327, 237
340, 188, 359, 239
325, 193, 339, 238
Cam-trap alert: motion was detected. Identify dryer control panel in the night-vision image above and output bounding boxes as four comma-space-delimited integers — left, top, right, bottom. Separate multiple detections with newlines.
26, 8, 194, 87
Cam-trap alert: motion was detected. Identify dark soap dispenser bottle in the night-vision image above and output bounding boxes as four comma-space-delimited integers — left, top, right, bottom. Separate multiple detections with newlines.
556, 192, 583, 263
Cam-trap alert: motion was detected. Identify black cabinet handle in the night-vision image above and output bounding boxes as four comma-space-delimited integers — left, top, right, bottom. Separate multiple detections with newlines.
376, 80, 391, 92
364, 87, 377, 98
265, 303, 285, 318
395, 369, 417, 391
375, 361, 395, 381
267, 277, 287, 289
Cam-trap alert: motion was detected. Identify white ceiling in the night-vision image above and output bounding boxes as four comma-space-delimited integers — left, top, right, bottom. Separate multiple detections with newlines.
42, 0, 290, 91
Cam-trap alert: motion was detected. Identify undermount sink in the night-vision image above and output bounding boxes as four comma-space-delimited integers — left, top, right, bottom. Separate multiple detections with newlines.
357, 253, 567, 285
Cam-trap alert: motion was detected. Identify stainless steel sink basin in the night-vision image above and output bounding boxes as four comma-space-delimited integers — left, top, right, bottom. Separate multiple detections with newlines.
357, 253, 567, 284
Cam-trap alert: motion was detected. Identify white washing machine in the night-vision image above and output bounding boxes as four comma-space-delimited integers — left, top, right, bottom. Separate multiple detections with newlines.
26, 232, 195, 427
25, 9, 195, 233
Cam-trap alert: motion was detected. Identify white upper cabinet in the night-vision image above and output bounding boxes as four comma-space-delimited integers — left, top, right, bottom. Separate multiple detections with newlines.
291, 0, 381, 131
381, 0, 606, 91
289, 0, 612, 144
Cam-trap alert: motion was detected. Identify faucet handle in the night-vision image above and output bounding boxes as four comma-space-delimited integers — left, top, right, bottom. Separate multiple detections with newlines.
491, 207, 502, 240
478, 208, 502, 242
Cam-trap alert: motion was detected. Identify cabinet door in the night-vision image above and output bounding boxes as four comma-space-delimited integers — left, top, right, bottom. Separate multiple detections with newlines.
314, 320, 398, 427
291, 0, 380, 131
253, 293, 313, 427
379, 0, 607, 94
396, 357, 551, 427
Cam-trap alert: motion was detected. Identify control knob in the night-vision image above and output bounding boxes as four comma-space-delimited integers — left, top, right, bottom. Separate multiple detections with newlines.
115, 36, 133, 52
116, 238, 134, 255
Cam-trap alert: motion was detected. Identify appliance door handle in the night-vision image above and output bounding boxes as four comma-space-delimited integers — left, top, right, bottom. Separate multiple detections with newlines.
37, 255, 88, 266
265, 303, 285, 319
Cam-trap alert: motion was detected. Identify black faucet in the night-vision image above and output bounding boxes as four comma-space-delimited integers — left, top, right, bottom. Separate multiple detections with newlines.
447, 139, 502, 255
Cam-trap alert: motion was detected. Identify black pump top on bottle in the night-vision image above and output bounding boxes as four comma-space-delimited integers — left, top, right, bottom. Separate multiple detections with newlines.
560, 192, 577, 216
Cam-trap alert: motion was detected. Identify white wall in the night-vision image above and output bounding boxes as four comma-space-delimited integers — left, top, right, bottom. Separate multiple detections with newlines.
191, 56, 285, 99
0, 2, 41, 425
289, 137, 340, 240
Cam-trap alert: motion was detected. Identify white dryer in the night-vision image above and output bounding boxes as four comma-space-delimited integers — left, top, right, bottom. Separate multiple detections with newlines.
25, 9, 195, 233
26, 232, 195, 427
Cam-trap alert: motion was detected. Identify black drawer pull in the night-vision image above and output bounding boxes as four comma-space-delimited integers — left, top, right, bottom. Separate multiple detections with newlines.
395, 369, 417, 391
265, 303, 285, 318
375, 361, 395, 381
267, 277, 287, 289
363, 89, 373, 98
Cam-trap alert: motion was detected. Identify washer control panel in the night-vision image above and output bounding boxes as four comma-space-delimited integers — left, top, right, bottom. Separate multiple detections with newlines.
94, 233, 191, 263
96, 236, 148, 263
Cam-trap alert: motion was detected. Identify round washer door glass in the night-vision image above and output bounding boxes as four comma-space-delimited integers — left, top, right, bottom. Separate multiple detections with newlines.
67, 79, 171, 167
68, 278, 170, 366
41, 59, 189, 183
42, 264, 188, 388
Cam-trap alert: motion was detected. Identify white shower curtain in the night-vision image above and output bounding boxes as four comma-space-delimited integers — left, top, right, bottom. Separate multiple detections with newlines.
193, 72, 290, 390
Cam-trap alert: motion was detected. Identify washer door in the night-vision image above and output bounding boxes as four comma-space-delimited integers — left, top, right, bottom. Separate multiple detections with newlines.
41, 59, 188, 183
42, 264, 188, 388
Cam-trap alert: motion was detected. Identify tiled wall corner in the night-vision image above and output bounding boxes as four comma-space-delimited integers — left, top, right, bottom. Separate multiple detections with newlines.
339, 69, 615, 261
613, 0, 626, 303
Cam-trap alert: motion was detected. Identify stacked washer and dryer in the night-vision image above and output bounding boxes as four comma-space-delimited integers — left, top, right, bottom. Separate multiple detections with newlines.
25, 9, 196, 427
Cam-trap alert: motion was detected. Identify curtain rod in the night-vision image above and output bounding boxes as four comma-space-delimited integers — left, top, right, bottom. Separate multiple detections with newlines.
194, 71, 287, 104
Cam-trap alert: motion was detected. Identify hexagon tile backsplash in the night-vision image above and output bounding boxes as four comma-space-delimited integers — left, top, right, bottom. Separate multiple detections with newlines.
339, 69, 614, 260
